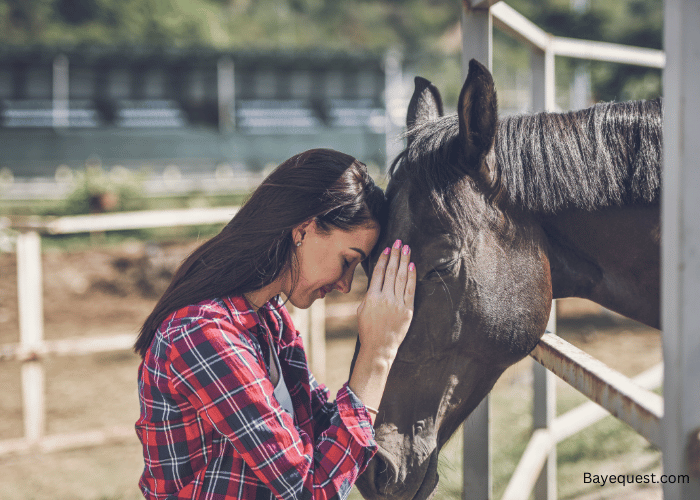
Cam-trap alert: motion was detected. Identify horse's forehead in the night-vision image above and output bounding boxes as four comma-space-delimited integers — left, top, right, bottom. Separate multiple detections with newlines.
385, 181, 414, 235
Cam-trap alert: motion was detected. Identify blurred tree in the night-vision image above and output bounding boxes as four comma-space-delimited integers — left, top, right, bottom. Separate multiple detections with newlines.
54, 0, 100, 25
594, 0, 662, 101
0, 0, 661, 102
508, 0, 662, 102
2, 0, 51, 43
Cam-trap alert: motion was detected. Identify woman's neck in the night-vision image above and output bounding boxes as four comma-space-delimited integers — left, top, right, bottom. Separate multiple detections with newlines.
244, 280, 283, 310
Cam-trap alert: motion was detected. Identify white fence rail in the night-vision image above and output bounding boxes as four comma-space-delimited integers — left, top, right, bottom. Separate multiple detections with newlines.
3, 3, 698, 497
503, 358, 663, 500
1, 207, 346, 457
460, 2, 700, 500
491, 3, 665, 69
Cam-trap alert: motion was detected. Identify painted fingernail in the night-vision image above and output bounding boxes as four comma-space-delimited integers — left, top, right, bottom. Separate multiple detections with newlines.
402, 245, 410, 255
383, 247, 390, 255
393, 239, 402, 249
408, 262, 415, 271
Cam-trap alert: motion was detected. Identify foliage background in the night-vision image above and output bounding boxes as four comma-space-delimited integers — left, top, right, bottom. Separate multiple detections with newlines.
0, 0, 663, 109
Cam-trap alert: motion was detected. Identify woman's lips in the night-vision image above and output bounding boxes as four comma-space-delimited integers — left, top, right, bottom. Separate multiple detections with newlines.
319, 285, 332, 298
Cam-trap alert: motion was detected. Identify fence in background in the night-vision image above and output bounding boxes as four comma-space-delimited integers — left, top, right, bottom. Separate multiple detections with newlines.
2, 3, 698, 497
0, 207, 343, 456
459, 2, 695, 500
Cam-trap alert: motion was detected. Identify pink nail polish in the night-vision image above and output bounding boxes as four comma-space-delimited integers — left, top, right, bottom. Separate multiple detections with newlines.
402, 245, 410, 255
393, 239, 402, 249
409, 262, 415, 271
382, 247, 390, 255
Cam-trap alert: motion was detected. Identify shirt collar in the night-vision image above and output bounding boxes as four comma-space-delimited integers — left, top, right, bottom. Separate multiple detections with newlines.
223, 295, 282, 331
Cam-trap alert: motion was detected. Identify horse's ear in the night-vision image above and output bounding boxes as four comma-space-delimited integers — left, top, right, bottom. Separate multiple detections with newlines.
457, 59, 498, 180
407, 76, 444, 131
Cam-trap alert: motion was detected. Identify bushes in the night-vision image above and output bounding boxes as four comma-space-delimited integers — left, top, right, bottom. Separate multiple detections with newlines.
62, 164, 146, 215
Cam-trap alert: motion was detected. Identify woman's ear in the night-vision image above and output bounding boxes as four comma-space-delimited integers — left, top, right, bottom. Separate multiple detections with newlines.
293, 218, 317, 243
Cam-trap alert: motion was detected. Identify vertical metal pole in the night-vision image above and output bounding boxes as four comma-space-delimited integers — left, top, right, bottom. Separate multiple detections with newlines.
533, 303, 557, 500
662, 0, 700, 498
530, 49, 556, 112
531, 46, 555, 113
53, 54, 69, 128
289, 305, 310, 360
17, 231, 45, 444
532, 48, 558, 500
544, 49, 556, 113
461, 2, 493, 71
384, 48, 404, 173
531, 49, 546, 113
463, 399, 491, 500
461, 3, 492, 499
217, 56, 235, 132
291, 302, 326, 384
569, 0, 591, 110
309, 300, 326, 384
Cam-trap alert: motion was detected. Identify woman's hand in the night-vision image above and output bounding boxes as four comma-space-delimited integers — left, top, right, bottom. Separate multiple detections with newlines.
357, 239, 416, 363
349, 240, 416, 422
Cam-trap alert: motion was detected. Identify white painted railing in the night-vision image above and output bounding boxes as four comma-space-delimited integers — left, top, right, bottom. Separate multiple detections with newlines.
458, 2, 700, 500
1, 207, 339, 457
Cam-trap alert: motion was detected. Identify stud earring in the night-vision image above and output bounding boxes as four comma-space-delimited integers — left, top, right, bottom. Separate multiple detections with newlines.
296, 241, 302, 247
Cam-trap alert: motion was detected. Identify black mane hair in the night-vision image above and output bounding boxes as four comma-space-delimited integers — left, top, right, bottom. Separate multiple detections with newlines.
495, 99, 662, 213
389, 99, 663, 216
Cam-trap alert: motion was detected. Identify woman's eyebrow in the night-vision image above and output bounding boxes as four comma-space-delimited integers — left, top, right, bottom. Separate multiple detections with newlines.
350, 247, 367, 260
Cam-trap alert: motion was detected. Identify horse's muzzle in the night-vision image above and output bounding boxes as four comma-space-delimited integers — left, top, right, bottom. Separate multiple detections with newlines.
356, 447, 439, 500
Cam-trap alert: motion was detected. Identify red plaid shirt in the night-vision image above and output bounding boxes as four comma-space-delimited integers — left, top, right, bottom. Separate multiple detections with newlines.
136, 295, 377, 500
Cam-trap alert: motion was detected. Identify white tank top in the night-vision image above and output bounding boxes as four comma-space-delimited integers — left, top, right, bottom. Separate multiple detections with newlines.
265, 329, 295, 417
220, 299, 295, 417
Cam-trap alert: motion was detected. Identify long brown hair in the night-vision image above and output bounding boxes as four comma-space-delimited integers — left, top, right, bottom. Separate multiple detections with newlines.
134, 148, 385, 358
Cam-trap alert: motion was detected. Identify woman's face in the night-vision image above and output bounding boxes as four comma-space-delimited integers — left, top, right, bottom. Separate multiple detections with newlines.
285, 220, 380, 309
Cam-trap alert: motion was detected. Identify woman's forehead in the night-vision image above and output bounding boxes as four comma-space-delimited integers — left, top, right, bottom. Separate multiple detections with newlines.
334, 224, 380, 255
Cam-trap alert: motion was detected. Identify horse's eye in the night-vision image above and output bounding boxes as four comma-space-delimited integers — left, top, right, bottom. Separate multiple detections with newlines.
424, 259, 459, 281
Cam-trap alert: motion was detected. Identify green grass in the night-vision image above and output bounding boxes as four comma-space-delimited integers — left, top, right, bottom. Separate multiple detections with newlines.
1, 191, 251, 217
38, 224, 224, 252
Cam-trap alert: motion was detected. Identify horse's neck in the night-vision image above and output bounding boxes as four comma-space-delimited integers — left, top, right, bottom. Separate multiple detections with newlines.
543, 204, 660, 329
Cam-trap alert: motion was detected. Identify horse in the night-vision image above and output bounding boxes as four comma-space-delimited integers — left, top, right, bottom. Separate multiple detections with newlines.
353, 59, 662, 500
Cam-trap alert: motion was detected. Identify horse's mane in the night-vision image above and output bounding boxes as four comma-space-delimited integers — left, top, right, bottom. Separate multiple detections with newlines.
495, 99, 662, 212
389, 99, 662, 215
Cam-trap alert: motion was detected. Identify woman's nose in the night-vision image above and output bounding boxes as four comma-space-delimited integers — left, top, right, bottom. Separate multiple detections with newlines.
335, 273, 353, 294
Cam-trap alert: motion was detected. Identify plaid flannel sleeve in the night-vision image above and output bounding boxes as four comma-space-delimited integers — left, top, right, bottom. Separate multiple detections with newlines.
167, 315, 377, 500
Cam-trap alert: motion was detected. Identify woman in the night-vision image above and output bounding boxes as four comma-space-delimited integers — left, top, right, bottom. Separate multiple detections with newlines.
134, 149, 416, 500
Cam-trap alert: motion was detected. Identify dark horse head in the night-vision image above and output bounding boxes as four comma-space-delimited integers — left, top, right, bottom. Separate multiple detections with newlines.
355, 59, 661, 500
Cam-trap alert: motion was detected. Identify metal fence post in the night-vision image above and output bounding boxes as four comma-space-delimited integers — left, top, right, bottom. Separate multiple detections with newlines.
309, 300, 326, 383
289, 301, 327, 384
384, 47, 404, 174
662, 0, 700, 497
533, 302, 557, 500
461, 2, 494, 498
53, 54, 69, 128
290, 304, 310, 352
217, 56, 235, 132
461, 1, 493, 72
16, 231, 45, 444
530, 46, 555, 114
531, 39, 557, 500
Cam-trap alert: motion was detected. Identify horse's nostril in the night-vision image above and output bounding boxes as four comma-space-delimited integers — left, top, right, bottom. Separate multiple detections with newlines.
372, 447, 401, 493
356, 446, 402, 498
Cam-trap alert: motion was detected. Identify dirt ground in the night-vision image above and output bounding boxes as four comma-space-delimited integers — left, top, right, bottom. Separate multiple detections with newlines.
0, 240, 663, 499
